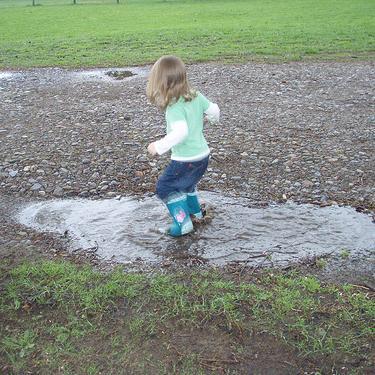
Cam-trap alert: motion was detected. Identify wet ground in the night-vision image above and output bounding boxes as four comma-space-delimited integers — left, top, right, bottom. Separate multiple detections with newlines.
16, 192, 375, 268
0, 62, 374, 282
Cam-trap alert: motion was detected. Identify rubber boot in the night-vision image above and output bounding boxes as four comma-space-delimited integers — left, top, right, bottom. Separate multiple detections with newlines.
187, 190, 203, 219
166, 194, 194, 237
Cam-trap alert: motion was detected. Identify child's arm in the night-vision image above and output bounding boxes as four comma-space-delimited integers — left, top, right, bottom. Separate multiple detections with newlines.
204, 102, 220, 124
148, 120, 188, 156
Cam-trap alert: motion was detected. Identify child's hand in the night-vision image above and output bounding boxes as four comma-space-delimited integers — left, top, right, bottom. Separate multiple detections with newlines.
147, 142, 158, 156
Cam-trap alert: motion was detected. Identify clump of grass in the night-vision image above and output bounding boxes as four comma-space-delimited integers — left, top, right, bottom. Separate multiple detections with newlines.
340, 249, 350, 259
1, 329, 37, 371
4, 261, 146, 314
315, 258, 328, 269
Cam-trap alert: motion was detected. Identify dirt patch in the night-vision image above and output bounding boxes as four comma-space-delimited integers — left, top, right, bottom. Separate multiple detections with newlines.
105, 70, 136, 80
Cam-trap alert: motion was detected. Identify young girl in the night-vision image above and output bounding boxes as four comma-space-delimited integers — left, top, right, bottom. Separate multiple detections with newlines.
146, 55, 220, 237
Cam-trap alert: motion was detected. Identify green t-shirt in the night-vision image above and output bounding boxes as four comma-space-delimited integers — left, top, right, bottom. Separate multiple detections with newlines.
165, 91, 211, 160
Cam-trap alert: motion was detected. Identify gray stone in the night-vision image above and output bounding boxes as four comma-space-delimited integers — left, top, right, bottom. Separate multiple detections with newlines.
53, 186, 64, 197
31, 183, 42, 191
8, 170, 18, 177
302, 180, 314, 188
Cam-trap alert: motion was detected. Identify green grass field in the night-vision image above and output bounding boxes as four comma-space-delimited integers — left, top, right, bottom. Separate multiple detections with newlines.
0, 0, 374, 68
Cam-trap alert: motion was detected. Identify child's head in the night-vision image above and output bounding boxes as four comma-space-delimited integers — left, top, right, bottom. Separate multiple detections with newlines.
146, 55, 195, 110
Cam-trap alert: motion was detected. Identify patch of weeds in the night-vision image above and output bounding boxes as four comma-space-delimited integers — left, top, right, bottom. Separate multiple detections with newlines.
299, 276, 322, 293
340, 249, 350, 259
315, 258, 328, 269
86, 364, 99, 375
1, 329, 37, 371
128, 313, 157, 338
4, 261, 146, 316
170, 353, 206, 375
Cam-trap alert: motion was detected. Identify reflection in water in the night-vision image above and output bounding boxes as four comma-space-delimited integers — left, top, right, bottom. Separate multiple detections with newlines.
18, 192, 375, 266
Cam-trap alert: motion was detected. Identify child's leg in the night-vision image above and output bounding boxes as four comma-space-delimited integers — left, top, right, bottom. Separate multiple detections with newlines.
156, 157, 209, 236
186, 186, 204, 219
164, 192, 193, 236
184, 157, 209, 219
156, 162, 193, 237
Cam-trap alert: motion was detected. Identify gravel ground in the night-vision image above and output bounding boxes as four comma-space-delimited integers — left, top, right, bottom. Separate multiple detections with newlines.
0, 62, 374, 273
0, 62, 374, 207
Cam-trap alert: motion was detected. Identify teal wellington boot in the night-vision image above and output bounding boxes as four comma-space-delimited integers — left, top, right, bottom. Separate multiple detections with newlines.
166, 194, 194, 237
187, 190, 203, 219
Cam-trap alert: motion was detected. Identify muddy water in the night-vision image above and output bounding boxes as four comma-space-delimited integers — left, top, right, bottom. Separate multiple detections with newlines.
72, 67, 149, 82
17, 192, 375, 266
0, 67, 149, 84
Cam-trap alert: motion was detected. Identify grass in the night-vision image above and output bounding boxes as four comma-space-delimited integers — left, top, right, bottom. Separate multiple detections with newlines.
0, 260, 373, 373
0, 0, 374, 68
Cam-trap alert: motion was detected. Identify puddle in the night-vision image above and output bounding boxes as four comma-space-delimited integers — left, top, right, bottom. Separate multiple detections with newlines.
105, 70, 136, 80
17, 192, 375, 266
73, 67, 148, 82
0, 67, 149, 85
0, 72, 14, 80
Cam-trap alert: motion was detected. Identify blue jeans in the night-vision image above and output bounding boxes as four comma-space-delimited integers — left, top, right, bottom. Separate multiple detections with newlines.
156, 156, 209, 201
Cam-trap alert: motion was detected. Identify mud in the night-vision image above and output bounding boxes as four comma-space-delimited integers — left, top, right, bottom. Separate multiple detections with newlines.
72, 66, 148, 82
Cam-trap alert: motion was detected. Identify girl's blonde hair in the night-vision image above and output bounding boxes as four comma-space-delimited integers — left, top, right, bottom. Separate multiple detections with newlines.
146, 55, 196, 110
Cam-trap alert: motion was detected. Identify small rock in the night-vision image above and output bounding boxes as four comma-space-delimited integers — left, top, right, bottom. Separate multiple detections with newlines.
302, 180, 314, 188
53, 186, 64, 196
135, 171, 144, 177
31, 183, 42, 191
8, 170, 18, 177
60, 168, 69, 176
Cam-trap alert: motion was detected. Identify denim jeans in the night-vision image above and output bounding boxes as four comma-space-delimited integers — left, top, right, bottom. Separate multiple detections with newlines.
156, 156, 209, 201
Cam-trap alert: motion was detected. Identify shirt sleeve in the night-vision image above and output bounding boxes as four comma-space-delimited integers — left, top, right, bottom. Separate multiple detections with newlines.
198, 91, 220, 123
205, 102, 220, 124
197, 91, 210, 112
154, 121, 189, 155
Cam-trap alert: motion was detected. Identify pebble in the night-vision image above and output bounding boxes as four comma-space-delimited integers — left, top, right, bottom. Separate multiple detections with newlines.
8, 170, 18, 177
302, 180, 314, 188
31, 183, 42, 191
53, 186, 64, 196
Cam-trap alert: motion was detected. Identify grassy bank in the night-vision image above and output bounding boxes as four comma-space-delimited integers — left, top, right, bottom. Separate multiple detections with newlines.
0, 0, 374, 68
0, 259, 373, 373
